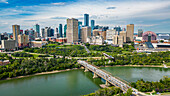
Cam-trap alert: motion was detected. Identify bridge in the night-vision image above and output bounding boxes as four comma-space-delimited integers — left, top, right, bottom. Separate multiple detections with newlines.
77, 60, 146, 95
103, 53, 115, 61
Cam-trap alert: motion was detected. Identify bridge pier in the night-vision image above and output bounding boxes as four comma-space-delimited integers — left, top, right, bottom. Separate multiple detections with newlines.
84, 68, 89, 72
105, 81, 110, 86
93, 73, 98, 78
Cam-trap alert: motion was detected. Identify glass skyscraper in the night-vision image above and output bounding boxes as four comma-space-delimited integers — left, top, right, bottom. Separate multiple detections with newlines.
91, 20, 95, 36
78, 21, 82, 41
33, 24, 40, 37
64, 24, 67, 38
59, 24, 63, 37
84, 14, 89, 26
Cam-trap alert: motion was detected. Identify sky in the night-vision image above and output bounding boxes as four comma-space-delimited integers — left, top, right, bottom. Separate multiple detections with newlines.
0, 0, 170, 33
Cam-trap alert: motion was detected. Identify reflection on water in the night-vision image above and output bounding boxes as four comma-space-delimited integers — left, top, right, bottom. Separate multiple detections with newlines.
101, 67, 170, 82
0, 67, 170, 96
0, 70, 100, 96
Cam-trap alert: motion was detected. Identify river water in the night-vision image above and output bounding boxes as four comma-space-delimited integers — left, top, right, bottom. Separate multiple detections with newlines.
0, 67, 169, 96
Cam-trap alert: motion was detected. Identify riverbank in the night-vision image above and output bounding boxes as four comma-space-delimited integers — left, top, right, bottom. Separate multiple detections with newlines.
1, 64, 169, 81
104, 64, 170, 68
2, 68, 81, 81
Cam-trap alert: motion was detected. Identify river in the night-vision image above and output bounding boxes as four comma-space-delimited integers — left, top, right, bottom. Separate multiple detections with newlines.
0, 67, 170, 96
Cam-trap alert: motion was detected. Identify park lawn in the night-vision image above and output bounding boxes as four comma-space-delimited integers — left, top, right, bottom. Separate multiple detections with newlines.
11, 53, 51, 58
166, 62, 170, 66
122, 51, 131, 54
161, 92, 170, 95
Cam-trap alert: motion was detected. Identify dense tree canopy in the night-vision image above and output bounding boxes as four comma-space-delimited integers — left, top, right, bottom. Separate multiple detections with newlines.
0, 58, 79, 80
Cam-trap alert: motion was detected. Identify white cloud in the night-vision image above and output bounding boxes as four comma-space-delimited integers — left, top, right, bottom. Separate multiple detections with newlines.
40, 2, 65, 6
0, 0, 170, 33
0, 0, 8, 4
51, 2, 65, 5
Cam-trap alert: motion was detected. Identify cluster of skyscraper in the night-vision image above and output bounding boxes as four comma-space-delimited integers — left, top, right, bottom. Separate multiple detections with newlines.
0, 13, 136, 51
65, 14, 135, 46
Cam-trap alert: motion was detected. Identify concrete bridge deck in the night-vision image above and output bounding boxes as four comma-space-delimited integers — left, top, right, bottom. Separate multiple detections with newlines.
77, 60, 146, 95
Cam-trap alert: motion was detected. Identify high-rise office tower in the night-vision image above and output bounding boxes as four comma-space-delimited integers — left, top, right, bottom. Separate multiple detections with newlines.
54, 28, 58, 38
41, 28, 45, 38
59, 24, 63, 37
138, 29, 143, 37
33, 24, 40, 37
126, 24, 134, 42
12, 25, 20, 46
44, 27, 51, 38
78, 21, 82, 40
64, 24, 67, 38
119, 31, 127, 43
91, 20, 95, 36
114, 26, 122, 35
28, 29, 35, 41
81, 26, 91, 43
66, 18, 78, 43
50, 29, 54, 37
91, 20, 95, 27
84, 14, 89, 26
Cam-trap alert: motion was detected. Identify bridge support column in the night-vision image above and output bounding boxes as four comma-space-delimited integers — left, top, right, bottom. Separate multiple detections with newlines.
84, 68, 89, 72
105, 81, 110, 86
93, 73, 98, 78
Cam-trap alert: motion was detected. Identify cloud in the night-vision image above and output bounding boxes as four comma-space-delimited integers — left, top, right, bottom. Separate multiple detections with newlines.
106, 7, 116, 9
0, 0, 170, 33
23, 20, 38, 22
51, 2, 65, 5
0, 0, 8, 4
40, 2, 66, 6
51, 16, 68, 19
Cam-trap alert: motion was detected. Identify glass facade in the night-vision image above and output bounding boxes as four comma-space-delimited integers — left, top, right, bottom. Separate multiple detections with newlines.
64, 24, 67, 38
84, 14, 89, 26
59, 24, 63, 37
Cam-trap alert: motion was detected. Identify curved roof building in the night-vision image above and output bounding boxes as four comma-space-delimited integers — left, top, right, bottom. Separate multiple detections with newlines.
142, 31, 157, 41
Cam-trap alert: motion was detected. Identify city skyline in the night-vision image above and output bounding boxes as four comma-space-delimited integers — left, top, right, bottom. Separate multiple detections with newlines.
0, 0, 170, 33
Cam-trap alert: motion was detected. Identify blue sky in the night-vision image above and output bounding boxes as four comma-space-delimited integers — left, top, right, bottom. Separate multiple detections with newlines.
0, 0, 170, 33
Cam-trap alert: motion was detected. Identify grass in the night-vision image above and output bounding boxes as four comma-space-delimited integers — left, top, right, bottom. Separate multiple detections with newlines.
161, 92, 170, 95
11, 53, 51, 58
166, 62, 170, 66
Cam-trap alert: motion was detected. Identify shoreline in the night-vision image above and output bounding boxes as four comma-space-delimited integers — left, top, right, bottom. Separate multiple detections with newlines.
103, 65, 170, 68
1, 64, 169, 81
2, 68, 81, 81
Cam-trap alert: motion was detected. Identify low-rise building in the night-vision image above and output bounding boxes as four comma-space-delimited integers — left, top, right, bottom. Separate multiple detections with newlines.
18, 34, 29, 48
113, 35, 124, 45
30, 41, 48, 48
1, 40, 17, 51
0, 60, 10, 66
87, 36, 104, 45
106, 29, 117, 44
56, 38, 67, 43
93, 29, 102, 36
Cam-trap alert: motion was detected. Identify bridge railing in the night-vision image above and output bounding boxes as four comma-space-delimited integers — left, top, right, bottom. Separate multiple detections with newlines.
100, 69, 131, 86
82, 60, 130, 86
78, 60, 131, 87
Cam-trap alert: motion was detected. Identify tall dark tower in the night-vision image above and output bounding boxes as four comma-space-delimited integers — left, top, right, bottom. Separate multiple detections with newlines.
91, 20, 95, 36
64, 24, 67, 38
84, 14, 89, 26
59, 24, 63, 37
